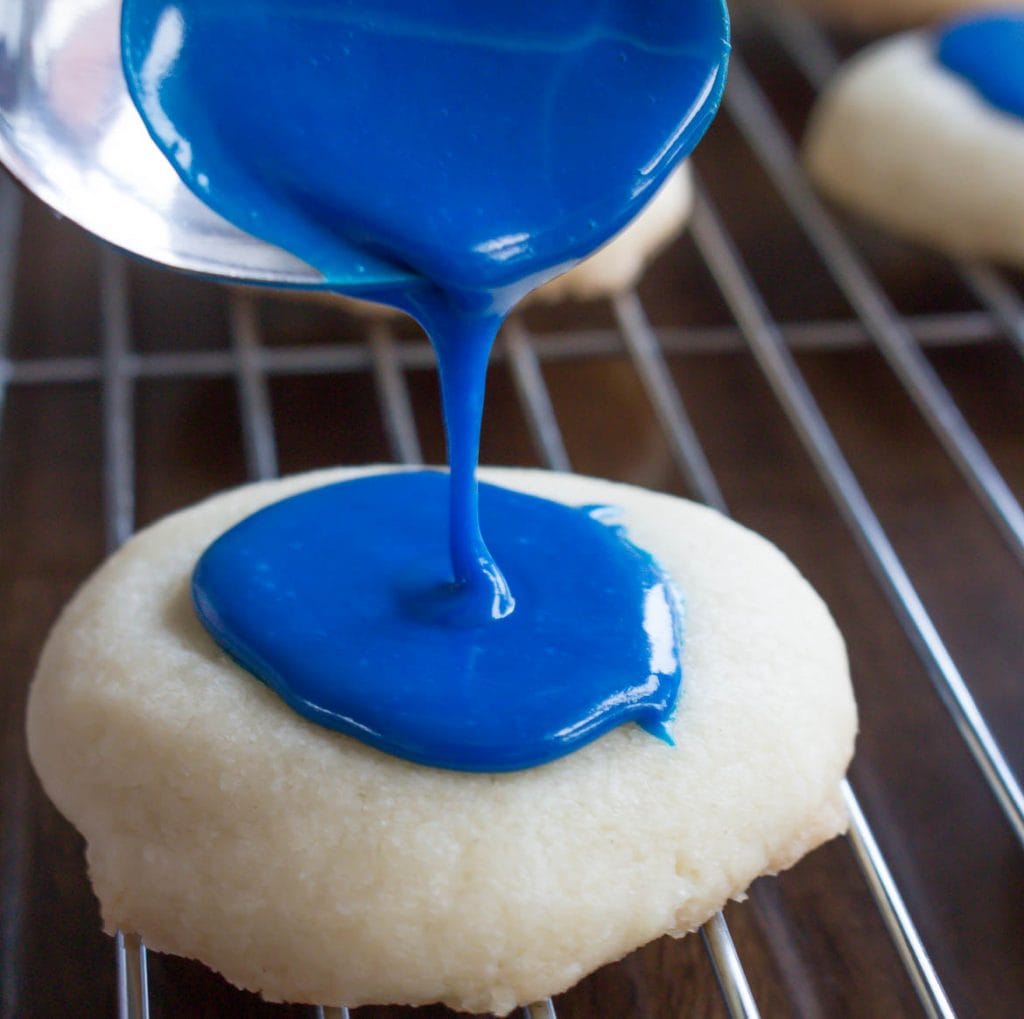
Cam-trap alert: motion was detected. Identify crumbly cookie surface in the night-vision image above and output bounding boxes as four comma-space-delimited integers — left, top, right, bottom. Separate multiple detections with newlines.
27, 466, 856, 1014
803, 33, 1024, 268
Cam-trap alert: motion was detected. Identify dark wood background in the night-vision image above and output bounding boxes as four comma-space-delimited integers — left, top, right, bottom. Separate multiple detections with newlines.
2, 3, 1022, 1017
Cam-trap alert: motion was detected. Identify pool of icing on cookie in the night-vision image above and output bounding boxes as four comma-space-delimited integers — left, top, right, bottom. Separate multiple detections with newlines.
122, 1, 728, 770
936, 13, 1024, 121
193, 472, 683, 770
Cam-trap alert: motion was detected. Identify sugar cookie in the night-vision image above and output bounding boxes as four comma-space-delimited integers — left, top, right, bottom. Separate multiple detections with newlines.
803, 29, 1024, 267
27, 466, 855, 1014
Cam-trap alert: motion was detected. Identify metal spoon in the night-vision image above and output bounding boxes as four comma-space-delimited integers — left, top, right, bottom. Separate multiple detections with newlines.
0, 0, 412, 291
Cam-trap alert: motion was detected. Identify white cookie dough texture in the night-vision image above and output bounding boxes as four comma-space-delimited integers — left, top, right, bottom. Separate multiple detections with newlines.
782, 0, 1019, 33
27, 466, 856, 1015
803, 32, 1024, 268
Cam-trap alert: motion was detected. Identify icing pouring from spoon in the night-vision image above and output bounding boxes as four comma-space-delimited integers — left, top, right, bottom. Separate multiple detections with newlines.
119, 0, 730, 613
119, 0, 730, 302
116, 1, 731, 772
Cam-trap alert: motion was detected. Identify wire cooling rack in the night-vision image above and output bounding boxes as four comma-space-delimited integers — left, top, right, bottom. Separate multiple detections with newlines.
2, 2, 1022, 1016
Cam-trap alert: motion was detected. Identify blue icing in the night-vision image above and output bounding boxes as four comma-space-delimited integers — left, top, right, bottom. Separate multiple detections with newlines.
193, 472, 683, 772
122, 1, 729, 771
936, 13, 1024, 122
121, 0, 729, 301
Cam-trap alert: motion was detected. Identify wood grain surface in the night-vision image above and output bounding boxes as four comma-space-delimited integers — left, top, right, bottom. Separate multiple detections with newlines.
2, 5, 1022, 1017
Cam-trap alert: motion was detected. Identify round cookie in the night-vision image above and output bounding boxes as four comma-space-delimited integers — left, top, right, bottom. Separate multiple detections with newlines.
27, 466, 856, 1014
781, 0, 1020, 33
803, 30, 1024, 268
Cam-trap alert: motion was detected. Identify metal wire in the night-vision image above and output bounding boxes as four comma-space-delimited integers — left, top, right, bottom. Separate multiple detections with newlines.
503, 318, 571, 472
842, 784, 955, 1019
314, 1005, 350, 1018
0, 178, 21, 405
2, 309, 1009, 390
612, 291, 726, 509
115, 932, 149, 1019
230, 292, 280, 480
98, 252, 151, 1019
0, 177, 26, 1019
520, 1001, 557, 1019
700, 915, 763, 1019
961, 263, 1024, 363
99, 251, 136, 553
368, 319, 424, 465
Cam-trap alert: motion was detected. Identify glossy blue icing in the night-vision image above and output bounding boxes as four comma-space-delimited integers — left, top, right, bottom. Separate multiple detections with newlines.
936, 13, 1024, 121
121, 0, 729, 301
122, 2, 729, 770
193, 472, 683, 771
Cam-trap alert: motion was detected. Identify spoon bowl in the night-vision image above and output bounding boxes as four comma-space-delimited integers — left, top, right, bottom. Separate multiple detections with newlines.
1, 0, 729, 301
0, 0, 415, 290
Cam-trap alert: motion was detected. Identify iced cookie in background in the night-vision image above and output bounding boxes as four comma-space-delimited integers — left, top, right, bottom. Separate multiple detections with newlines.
779, 0, 1020, 33
802, 14, 1024, 268
315, 164, 693, 320
27, 465, 856, 1015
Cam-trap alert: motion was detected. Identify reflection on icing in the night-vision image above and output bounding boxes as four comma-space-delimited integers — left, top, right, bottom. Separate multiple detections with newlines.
137, 9, 190, 171
936, 13, 1024, 121
122, 1, 729, 770
645, 584, 680, 676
